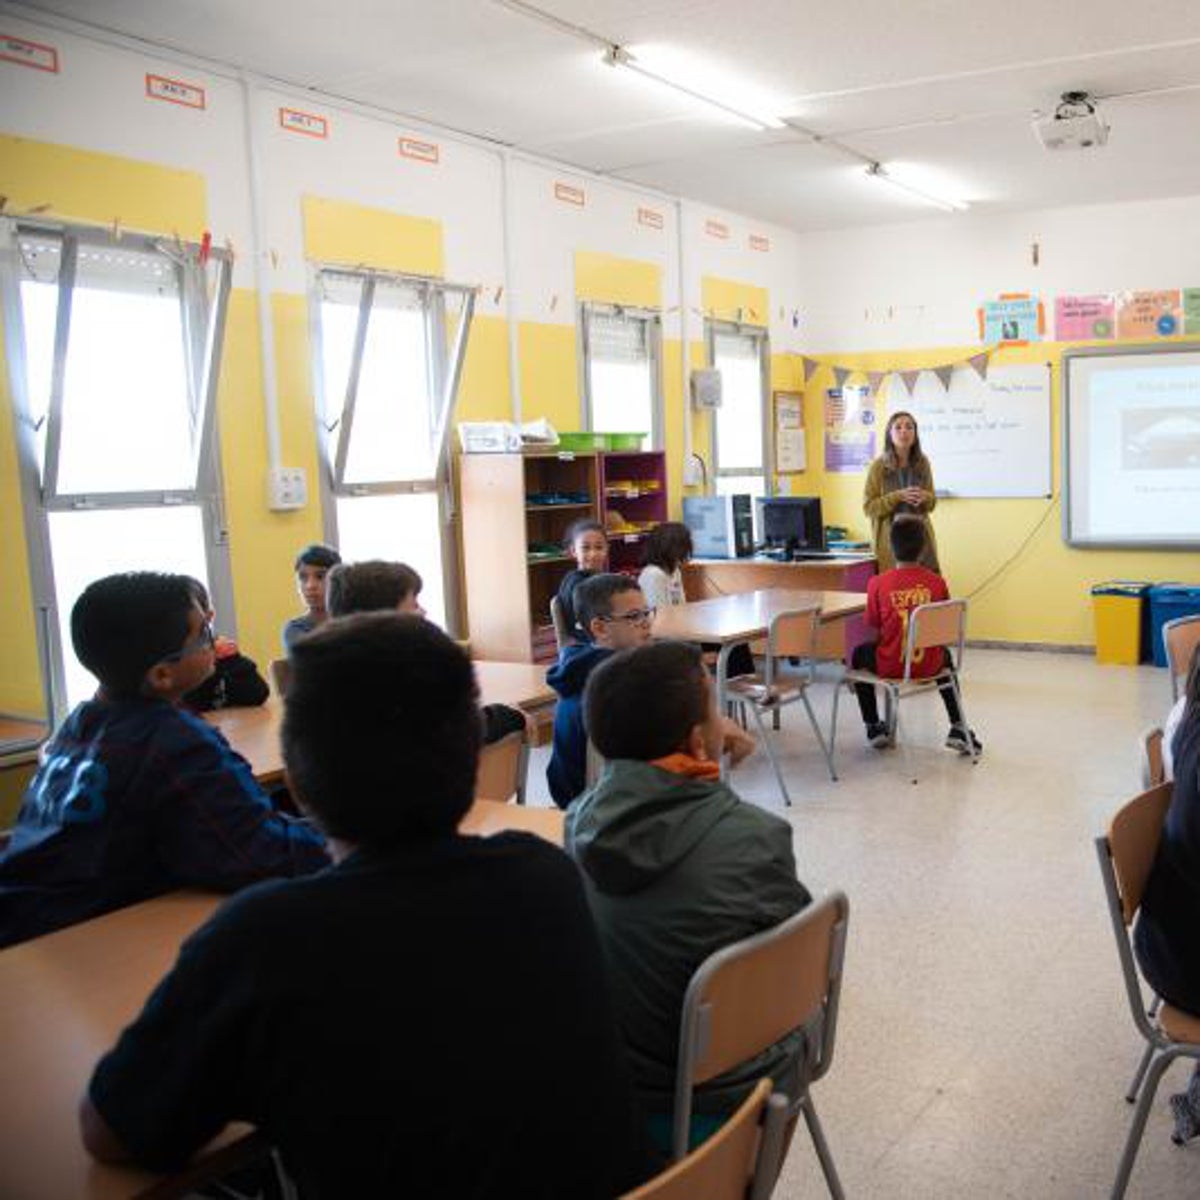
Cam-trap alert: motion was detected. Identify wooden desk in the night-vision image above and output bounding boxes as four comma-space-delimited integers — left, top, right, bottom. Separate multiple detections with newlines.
0, 799, 561, 1200
653, 588, 867, 715
207, 660, 557, 786
685, 555, 875, 601
0, 893, 266, 1200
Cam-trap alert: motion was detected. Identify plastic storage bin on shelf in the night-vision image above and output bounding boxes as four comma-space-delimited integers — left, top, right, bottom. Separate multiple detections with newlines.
1148, 583, 1200, 667
1091, 581, 1152, 665
556, 432, 608, 452
606, 432, 646, 451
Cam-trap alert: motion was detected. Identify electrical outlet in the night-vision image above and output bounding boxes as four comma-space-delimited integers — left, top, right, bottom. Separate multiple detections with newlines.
267, 466, 308, 511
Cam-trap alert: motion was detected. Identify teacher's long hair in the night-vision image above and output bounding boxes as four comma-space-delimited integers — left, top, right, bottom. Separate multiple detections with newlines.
882, 410, 928, 470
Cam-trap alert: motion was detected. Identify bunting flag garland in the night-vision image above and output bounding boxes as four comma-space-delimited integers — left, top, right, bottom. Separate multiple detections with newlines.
801, 356, 819, 383
832, 366, 852, 389
899, 369, 921, 395
967, 350, 992, 380
933, 363, 955, 391
867, 371, 887, 396
798, 344, 1004, 394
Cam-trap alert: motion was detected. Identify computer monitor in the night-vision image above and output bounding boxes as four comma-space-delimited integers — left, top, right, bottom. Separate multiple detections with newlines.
758, 496, 825, 555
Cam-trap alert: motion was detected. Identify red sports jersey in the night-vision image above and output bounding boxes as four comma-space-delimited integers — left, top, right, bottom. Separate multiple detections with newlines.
865, 565, 950, 678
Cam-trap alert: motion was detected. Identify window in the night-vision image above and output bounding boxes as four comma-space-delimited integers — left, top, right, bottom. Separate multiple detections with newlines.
4, 223, 233, 712
312, 268, 475, 630
580, 304, 662, 445
709, 323, 770, 534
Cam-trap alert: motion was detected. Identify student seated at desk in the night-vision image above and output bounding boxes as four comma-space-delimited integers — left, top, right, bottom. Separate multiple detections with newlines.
565, 640, 810, 1155
181, 577, 269, 713
0, 573, 328, 949
1136, 647, 1200, 1142
851, 516, 982, 755
556, 519, 609, 641
547, 573, 652, 808
80, 614, 648, 1198
326, 559, 525, 745
281, 543, 340, 653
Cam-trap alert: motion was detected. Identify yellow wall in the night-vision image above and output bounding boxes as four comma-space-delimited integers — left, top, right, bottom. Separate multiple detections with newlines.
797, 342, 1199, 646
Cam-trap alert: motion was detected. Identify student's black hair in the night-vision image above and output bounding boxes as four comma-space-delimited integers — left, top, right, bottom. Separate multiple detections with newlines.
1176, 642, 1200, 764
643, 522, 693, 574
71, 572, 197, 698
185, 576, 211, 612
326, 561, 423, 618
282, 613, 480, 845
575, 573, 642, 634
890, 515, 927, 564
585, 641, 709, 761
562, 519, 607, 552
293, 543, 341, 572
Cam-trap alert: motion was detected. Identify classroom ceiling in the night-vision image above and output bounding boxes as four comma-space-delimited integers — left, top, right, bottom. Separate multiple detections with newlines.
18, 0, 1200, 231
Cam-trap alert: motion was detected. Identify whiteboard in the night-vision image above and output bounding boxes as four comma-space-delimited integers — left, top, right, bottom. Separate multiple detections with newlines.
896, 364, 1052, 497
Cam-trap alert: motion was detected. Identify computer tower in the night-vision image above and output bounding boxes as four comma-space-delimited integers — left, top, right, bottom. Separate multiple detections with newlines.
683, 495, 754, 559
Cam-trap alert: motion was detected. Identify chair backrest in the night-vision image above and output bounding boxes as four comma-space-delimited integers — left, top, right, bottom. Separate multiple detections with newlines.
550, 595, 572, 652
1095, 782, 1173, 1042
1165, 615, 1200, 701
672, 891, 850, 1161
1139, 726, 1165, 790
904, 599, 967, 680
474, 730, 529, 804
621, 1079, 788, 1200
763, 607, 821, 686
269, 658, 292, 698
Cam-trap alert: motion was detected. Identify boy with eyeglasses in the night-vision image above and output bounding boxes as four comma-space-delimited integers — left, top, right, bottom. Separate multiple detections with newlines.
0, 573, 328, 948
546, 573, 654, 808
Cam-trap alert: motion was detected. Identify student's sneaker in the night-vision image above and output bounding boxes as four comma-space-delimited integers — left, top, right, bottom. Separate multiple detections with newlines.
945, 725, 983, 755
1169, 1067, 1200, 1146
866, 722, 892, 749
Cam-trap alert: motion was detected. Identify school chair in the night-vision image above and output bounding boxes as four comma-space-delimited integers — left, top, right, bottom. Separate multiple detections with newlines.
1095, 782, 1200, 1198
621, 1078, 789, 1200
725, 606, 837, 805
1163, 615, 1200, 701
550, 595, 572, 653
269, 658, 292, 698
1138, 726, 1165, 790
829, 598, 977, 783
474, 729, 529, 805
671, 892, 850, 1200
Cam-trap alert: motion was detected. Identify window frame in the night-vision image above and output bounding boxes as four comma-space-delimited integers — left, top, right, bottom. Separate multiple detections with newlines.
578, 301, 664, 449
1, 217, 235, 720
706, 318, 773, 496
308, 263, 476, 633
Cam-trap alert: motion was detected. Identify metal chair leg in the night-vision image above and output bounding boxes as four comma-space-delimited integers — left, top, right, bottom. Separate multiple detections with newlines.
801, 690, 838, 782
1110, 1048, 1177, 1200
800, 1095, 845, 1200
1125, 1041, 1156, 1104
828, 678, 843, 763
750, 703, 791, 807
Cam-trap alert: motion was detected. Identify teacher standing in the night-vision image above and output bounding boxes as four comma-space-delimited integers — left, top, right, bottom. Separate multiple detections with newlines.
863, 411, 940, 572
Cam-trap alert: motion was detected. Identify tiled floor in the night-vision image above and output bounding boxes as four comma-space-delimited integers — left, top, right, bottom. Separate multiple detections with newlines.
527, 649, 1197, 1198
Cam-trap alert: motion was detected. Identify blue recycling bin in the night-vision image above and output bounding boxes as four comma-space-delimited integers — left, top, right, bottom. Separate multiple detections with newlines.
1148, 584, 1200, 668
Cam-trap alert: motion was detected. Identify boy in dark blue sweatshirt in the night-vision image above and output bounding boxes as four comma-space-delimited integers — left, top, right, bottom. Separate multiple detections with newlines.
546, 574, 653, 808
0, 572, 328, 948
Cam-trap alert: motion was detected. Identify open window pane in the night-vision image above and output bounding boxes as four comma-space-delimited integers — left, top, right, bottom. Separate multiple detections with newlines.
48, 506, 208, 708
17, 279, 55, 470
334, 493, 445, 627
713, 331, 765, 472
586, 310, 657, 438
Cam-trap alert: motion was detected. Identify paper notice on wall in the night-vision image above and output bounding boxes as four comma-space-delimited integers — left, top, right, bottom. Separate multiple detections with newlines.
774, 391, 805, 474
979, 296, 1042, 344
1055, 294, 1115, 340
1183, 288, 1200, 336
824, 386, 876, 473
1117, 289, 1182, 339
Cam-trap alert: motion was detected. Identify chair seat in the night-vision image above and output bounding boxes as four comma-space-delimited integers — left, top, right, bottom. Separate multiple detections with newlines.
1159, 1003, 1200, 1045
841, 667, 953, 697
726, 676, 804, 706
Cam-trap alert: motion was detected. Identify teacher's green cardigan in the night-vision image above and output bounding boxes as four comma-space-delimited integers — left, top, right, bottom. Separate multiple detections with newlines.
862, 455, 940, 572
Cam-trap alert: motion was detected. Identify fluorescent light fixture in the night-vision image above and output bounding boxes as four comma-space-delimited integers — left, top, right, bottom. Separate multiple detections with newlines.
607, 44, 787, 132
865, 162, 969, 213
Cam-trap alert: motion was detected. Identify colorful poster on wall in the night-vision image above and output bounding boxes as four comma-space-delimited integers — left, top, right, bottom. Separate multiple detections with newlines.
1055, 294, 1115, 340
1116, 289, 1182, 339
1183, 288, 1200, 335
979, 295, 1043, 344
824, 385, 876, 473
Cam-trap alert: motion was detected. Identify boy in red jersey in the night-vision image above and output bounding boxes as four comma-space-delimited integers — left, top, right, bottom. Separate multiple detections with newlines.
851, 516, 982, 754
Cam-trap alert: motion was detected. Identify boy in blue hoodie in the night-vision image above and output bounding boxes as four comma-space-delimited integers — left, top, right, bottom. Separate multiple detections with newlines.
546, 573, 652, 808
565, 640, 811, 1153
0, 572, 328, 948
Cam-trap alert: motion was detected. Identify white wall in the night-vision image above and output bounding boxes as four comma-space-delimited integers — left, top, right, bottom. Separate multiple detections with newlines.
795, 195, 1200, 353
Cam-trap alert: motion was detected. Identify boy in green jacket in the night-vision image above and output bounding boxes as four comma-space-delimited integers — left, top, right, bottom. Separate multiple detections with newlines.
564, 639, 811, 1156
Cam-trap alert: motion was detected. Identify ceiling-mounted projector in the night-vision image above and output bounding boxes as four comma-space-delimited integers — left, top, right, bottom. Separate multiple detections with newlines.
1034, 91, 1109, 151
